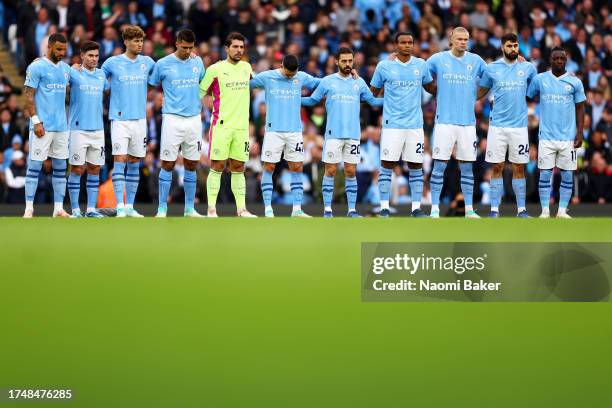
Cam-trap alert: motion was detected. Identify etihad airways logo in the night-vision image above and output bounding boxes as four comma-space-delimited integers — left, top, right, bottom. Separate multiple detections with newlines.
442, 74, 473, 80
171, 78, 199, 86
270, 89, 299, 96
542, 93, 573, 103
390, 79, 420, 89
331, 94, 359, 102
118, 74, 147, 82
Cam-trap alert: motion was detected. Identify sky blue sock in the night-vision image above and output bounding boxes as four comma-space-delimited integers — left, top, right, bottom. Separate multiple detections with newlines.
408, 168, 424, 204
490, 178, 503, 210
559, 170, 573, 209
25, 160, 43, 202
158, 168, 172, 211
184, 169, 196, 211
290, 171, 304, 208
459, 162, 474, 207
512, 178, 526, 210
322, 175, 334, 208
67, 173, 81, 210
379, 166, 392, 203
86, 173, 99, 210
261, 170, 273, 207
112, 161, 126, 207
345, 177, 358, 212
51, 158, 67, 205
539, 169, 552, 209
430, 160, 447, 206
125, 161, 140, 206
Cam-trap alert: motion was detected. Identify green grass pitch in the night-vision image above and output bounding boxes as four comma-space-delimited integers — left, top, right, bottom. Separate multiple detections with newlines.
1, 218, 612, 407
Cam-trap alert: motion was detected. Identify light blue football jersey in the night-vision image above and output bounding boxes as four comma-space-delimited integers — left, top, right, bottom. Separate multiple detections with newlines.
250, 69, 320, 132
101, 54, 155, 121
148, 54, 205, 117
479, 59, 536, 128
302, 73, 383, 140
24, 58, 71, 131
371, 57, 433, 129
526, 71, 586, 141
68, 67, 109, 131
426, 51, 486, 126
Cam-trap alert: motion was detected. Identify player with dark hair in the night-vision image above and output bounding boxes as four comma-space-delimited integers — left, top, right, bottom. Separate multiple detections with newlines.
149, 29, 205, 217
66, 41, 109, 218
22, 33, 71, 218
250, 54, 321, 217
527, 47, 586, 218
200, 32, 257, 217
477, 32, 537, 218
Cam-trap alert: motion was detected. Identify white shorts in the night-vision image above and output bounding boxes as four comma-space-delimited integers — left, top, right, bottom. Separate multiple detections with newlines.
486, 126, 529, 164
69, 130, 105, 166
323, 139, 361, 164
432, 124, 477, 161
538, 140, 577, 170
380, 128, 425, 163
160, 113, 203, 162
111, 119, 147, 158
29, 130, 69, 161
262, 131, 304, 163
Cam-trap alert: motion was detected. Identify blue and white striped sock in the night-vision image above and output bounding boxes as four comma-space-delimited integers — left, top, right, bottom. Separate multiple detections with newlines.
67, 173, 81, 211
430, 160, 447, 209
86, 173, 99, 212
112, 161, 126, 208
378, 166, 392, 209
51, 158, 67, 210
490, 178, 503, 212
184, 169, 197, 211
538, 169, 553, 210
559, 170, 573, 210
459, 162, 474, 210
409, 168, 424, 211
290, 171, 304, 211
125, 161, 140, 207
158, 168, 172, 211
512, 177, 527, 212
25, 159, 43, 208
345, 176, 358, 212
322, 175, 334, 211
261, 170, 273, 210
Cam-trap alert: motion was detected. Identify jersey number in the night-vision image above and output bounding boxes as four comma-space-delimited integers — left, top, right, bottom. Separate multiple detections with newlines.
415, 143, 424, 154
197, 141, 202, 152
350, 144, 360, 155
571, 150, 576, 161
518, 144, 530, 155
244, 141, 250, 153
473, 141, 478, 151
295, 142, 304, 153
143, 137, 147, 149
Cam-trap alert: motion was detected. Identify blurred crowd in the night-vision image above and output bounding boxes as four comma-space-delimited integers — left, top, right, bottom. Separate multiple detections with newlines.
0, 0, 610, 208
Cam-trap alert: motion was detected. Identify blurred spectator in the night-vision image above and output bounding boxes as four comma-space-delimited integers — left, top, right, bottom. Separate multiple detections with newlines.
0, 109, 21, 153
4, 149, 26, 203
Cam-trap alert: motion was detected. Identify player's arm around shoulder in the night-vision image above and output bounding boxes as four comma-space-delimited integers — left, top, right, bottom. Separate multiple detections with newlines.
360, 78, 383, 107
525, 74, 541, 101
199, 62, 218, 98
370, 61, 385, 96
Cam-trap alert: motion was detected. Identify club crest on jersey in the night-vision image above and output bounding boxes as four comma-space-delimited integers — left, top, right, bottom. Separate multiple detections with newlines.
72, 154, 80, 162
353, 84, 359, 90
434, 147, 440, 154
192, 66, 199, 73
517, 70, 525, 77
466, 64, 473, 71
293, 79, 299, 85
564, 84, 572, 91
414, 69, 420, 76
64, 72, 69, 80
383, 149, 389, 156
140, 63, 147, 71
163, 150, 170, 157
327, 152, 334, 159
34, 149, 42, 156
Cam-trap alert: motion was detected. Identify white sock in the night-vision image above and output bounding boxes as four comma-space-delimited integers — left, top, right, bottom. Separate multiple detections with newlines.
125, 204, 133, 210
87, 207, 96, 213
116, 203, 125, 209
348, 207, 355, 212
54, 202, 64, 212
517, 206, 526, 213
325, 206, 332, 212
292, 204, 301, 212
465, 205, 473, 212
411, 201, 421, 212
25, 201, 34, 211
491, 206, 499, 212
265, 205, 273, 212
557, 207, 567, 215
380, 200, 389, 210
431, 204, 439, 212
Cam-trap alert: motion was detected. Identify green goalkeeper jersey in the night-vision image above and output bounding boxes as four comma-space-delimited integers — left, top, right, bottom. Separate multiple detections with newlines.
199, 60, 252, 130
